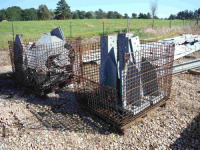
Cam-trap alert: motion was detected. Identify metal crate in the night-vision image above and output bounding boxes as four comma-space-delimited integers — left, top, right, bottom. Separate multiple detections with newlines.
74, 40, 175, 132
9, 35, 174, 132
8, 38, 81, 95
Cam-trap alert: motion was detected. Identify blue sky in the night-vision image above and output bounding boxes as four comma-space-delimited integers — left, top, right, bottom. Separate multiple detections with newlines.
0, 0, 199, 18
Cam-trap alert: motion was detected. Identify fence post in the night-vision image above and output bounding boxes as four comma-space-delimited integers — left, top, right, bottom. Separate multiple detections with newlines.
12, 23, 14, 42
127, 19, 130, 33
103, 21, 104, 36
70, 21, 72, 38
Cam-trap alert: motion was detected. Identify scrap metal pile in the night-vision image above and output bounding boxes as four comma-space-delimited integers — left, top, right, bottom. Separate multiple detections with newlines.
9, 27, 76, 95
75, 33, 175, 131
12, 28, 200, 132
159, 34, 200, 60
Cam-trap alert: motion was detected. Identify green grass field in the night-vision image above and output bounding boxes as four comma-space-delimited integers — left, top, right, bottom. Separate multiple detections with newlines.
0, 19, 196, 49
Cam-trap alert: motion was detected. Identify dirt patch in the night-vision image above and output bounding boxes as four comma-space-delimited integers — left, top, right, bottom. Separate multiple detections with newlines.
143, 25, 200, 41
87, 24, 95, 28
79, 36, 100, 44
0, 65, 12, 73
0, 51, 11, 67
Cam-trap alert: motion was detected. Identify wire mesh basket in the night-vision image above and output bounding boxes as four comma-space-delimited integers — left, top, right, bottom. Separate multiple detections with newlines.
8, 38, 81, 95
74, 40, 175, 131
9, 37, 174, 132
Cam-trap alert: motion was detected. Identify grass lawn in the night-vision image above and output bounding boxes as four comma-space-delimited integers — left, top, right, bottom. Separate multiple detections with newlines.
0, 19, 196, 48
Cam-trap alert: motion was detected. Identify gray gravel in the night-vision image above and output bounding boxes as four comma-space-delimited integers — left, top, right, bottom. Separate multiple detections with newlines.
0, 60, 200, 150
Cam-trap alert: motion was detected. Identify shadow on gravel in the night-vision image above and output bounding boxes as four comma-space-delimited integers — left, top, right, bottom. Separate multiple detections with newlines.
170, 114, 200, 149
0, 72, 113, 135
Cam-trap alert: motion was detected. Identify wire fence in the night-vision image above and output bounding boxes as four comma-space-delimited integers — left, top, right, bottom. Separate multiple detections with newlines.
74, 40, 174, 130
0, 19, 197, 51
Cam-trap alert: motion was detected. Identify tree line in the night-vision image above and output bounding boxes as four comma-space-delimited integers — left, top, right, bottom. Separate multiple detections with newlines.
0, 0, 199, 21
169, 9, 200, 20
0, 1, 156, 21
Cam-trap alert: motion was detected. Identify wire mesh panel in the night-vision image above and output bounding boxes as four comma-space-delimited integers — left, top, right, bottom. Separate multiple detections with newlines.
74, 40, 175, 130
9, 37, 174, 131
75, 77, 121, 125
76, 43, 101, 82
8, 39, 80, 95
121, 41, 174, 116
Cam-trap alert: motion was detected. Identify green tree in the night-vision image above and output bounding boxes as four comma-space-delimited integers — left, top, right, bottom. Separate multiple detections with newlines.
170, 8, 199, 20
147, 12, 152, 19
138, 13, 144, 19
6, 6, 22, 21
109, 11, 122, 19
50, 9, 56, 20
21, 8, 38, 21
0, 9, 7, 21
38, 5, 51, 20
55, 0, 71, 20
95, 9, 106, 19
107, 11, 115, 19
177, 11, 184, 19
123, 13, 129, 19
154, 15, 159, 19
79, 11, 86, 19
188, 11, 194, 19
143, 14, 147, 19
168, 14, 176, 20
132, 13, 137, 19
86, 12, 93, 19
95, 11, 99, 19
195, 8, 200, 25
114, 11, 123, 19
72, 10, 80, 19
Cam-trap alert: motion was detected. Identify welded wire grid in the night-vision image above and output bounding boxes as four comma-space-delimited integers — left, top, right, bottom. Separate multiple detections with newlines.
8, 39, 80, 95
9, 38, 174, 129
122, 41, 174, 118
77, 43, 101, 82
75, 40, 174, 128
75, 77, 120, 125
73, 42, 122, 126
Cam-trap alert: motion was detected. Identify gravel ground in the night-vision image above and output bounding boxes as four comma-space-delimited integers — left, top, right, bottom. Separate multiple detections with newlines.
0, 44, 200, 149
0, 65, 200, 150
0, 51, 11, 67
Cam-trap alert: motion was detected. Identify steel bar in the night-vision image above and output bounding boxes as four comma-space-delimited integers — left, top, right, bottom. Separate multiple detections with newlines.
173, 58, 200, 74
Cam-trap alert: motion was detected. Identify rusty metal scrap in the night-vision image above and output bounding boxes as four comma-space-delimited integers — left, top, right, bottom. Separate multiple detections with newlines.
9, 30, 175, 132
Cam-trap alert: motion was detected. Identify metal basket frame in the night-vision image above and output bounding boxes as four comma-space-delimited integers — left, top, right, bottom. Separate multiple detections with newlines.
9, 38, 175, 132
